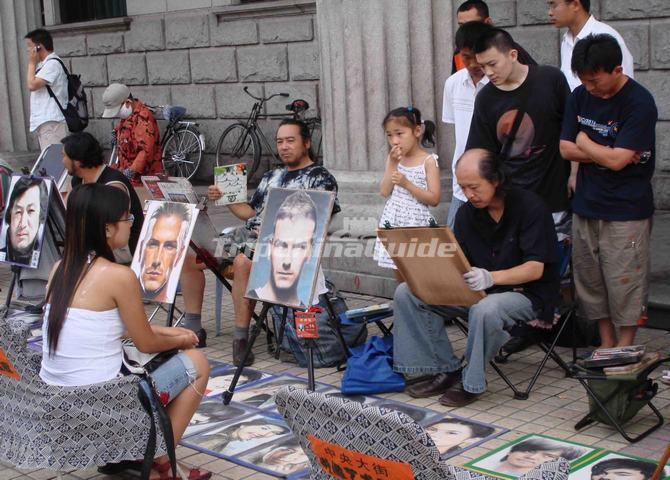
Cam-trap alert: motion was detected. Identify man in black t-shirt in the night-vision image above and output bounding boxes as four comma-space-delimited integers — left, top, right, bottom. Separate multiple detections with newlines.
393, 149, 560, 407
452, 2, 536, 74
560, 34, 657, 348
62, 132, 144, 256
466, 28, 570, 214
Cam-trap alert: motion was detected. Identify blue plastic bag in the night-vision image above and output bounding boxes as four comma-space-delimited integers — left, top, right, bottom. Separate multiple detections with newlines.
341, 335, 405, 395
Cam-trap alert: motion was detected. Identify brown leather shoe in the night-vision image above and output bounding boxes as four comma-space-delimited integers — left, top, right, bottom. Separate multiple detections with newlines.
438, 386, 481, 407
232, 338, 255, 366
406, 370, 461, 398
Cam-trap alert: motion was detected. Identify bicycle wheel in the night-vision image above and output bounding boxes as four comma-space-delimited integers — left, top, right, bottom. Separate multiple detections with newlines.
162, 127, 203, 179
216, 123, 261, 180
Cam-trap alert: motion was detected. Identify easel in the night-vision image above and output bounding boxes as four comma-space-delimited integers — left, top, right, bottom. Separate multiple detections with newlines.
221, 289, 350, 404
222, 302, 318, 406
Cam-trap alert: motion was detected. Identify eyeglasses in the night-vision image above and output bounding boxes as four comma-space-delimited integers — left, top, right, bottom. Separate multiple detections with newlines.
119, 214, 135, 226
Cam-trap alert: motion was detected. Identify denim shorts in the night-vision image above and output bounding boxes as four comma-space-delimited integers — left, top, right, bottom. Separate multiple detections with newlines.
140, 352, 197, 408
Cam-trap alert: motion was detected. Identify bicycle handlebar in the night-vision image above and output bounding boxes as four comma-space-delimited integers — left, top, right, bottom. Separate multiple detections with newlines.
243, 86, 290, 103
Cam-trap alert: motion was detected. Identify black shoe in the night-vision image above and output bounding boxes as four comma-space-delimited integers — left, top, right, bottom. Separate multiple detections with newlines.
406, 370, 462, 398
233, 338, 255, 366
97, 460, 142, 475
196, 328, 207, 348
439, 385, 481, 407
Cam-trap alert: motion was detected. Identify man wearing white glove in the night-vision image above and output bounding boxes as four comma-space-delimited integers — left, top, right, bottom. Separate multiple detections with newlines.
393, 148, 560, 407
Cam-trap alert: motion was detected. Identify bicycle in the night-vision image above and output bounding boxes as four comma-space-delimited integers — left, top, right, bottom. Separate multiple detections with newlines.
109, 105, 205, 180
215, 87, 323, 183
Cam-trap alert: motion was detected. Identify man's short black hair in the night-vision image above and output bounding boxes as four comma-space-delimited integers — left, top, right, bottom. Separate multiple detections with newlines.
61, 132, 105, 169
571, 33, 622, 76
474, 27, 517, 55
457, 0, 490, 19
567, 0, 590, 13
24, 28, 54, 51
456, 21, 494, 51
591, 458, 656, 480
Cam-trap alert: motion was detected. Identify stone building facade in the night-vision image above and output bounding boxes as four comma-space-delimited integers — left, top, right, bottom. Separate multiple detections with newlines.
0, 0, 669, 295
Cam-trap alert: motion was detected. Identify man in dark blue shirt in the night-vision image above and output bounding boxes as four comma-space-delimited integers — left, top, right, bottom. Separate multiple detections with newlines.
560, 33, 657, 348
393, 148, 560, 407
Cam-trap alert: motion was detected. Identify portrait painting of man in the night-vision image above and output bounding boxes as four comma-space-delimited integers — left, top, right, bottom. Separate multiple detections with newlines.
569, 453, 668, 480
246, 188, 335, 309
0, 175, 52, 269
131, 200, 199, 303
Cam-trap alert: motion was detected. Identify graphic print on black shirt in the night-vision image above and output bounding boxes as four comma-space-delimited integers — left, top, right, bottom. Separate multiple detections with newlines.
560, 78, 657, 221
466, 65, 570, 212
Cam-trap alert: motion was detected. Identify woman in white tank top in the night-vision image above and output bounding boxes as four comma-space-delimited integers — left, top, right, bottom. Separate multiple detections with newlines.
40, 183, 212, 480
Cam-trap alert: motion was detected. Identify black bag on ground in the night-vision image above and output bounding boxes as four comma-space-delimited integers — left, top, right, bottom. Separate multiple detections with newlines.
270, 283, 367, 368
44, 58, 89, 132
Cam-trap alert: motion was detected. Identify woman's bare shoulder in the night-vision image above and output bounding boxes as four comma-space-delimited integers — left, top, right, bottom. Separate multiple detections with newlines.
90, 258, 139, 288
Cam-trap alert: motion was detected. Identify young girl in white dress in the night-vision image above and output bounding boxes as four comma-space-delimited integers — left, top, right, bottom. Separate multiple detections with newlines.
374, 107, 440, 281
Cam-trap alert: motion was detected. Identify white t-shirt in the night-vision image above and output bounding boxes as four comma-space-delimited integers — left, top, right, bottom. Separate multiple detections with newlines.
442, 68, 489, 201
560, 16, 634, 91
30, 52, 68, 132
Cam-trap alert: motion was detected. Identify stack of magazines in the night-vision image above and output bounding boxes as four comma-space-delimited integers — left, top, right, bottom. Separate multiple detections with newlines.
580, 345, 645, 368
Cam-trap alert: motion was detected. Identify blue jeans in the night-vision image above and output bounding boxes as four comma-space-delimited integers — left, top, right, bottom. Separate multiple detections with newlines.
446, 196, 466, 230
392, 283, 536, 394
140, 352, 197, 409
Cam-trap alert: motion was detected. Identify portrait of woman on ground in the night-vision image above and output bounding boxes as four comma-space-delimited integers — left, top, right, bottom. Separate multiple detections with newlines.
39, 183, 212, 480
191, 416, 290, 456
425, 417, 496, 458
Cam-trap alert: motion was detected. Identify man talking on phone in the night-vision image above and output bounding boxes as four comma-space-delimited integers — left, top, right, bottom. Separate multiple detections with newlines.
24, 29, 68, 151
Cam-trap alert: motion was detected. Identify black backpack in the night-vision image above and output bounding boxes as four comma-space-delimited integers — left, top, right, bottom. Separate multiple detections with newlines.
43, 57, 89, 132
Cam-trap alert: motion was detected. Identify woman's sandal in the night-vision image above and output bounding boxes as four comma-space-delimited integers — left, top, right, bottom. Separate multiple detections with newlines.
152, 461, 213, 480
661, 370, 670, 386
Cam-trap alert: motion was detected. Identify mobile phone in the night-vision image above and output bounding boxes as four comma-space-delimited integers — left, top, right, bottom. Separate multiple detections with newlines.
35, 45, 41, 51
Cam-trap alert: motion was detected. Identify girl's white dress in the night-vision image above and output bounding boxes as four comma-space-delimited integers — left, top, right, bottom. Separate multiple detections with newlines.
373, 154, 438, 269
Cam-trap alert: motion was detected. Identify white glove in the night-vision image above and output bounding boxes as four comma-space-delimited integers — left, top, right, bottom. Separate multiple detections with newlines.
463, 267, 493, 291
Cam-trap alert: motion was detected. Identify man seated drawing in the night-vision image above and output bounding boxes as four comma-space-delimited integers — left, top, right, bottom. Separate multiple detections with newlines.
181, 119, 339, 365
392, 148, 560, 407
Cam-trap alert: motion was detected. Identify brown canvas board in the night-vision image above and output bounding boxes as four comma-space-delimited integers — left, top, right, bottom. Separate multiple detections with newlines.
377, 226, 485, 306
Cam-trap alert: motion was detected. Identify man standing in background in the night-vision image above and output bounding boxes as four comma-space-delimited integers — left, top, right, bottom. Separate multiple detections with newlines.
24, 29, 68, 151
548, 0, 635, 195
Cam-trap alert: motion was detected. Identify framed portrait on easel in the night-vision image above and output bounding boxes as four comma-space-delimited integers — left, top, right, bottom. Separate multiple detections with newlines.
130, 200, 199, 303
0, 175, 53, 269
245, 188, 335, 309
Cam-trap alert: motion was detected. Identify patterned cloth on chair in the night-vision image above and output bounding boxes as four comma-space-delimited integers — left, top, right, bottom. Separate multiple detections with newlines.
0, 309, 166, 471
276, 385, 570, 480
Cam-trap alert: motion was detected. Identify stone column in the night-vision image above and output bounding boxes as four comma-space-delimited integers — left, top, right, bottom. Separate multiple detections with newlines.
0, 0, 42, 152
316, 0, 454, 296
